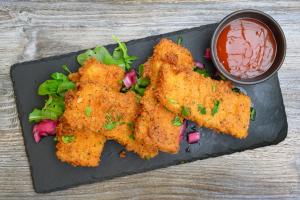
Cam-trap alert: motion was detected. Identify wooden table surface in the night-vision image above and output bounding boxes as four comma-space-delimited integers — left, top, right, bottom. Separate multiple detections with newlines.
0, 0, 299, 199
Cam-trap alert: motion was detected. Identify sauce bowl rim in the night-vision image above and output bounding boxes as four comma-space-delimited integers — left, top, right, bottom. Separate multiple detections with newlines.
210, 9, 286, 85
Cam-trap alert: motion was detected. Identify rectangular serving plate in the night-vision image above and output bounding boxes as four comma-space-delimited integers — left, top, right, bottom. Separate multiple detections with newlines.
10, 23, 288, 193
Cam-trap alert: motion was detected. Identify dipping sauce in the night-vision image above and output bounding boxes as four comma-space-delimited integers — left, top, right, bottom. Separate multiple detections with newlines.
217, 18, 277, 79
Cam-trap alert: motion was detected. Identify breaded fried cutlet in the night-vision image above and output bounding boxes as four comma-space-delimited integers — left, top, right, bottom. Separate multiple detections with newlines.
134, 39, 195, 153
144, 39, 195, 84
64, 86, 158, 158
57, 59, 157, 166
56, 118, 106, 167
156, 66, 251, 139
70, 58, 125, 90
135, 87, 182, 153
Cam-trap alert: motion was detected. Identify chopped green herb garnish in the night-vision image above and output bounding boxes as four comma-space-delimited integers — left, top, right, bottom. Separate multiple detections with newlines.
53, 136, 58, 142
104, 113, 124, 130
138, 64, 144, 77
62, 135, 75, 144
137, 77, 150, 88
164, 106, 171, 112
219, 73, 227, 81
85, 106, 92, 117
250, 107, 256, 121
135, 95, 142, 103
172, 115, 182, 126
127, 63, 150, 97
62, 64, 72, 74
212, 84, 216, 92
120, 86, 129, 93
168, 98, 178, 105
181, 106, 190, 117
127, 122, 135, 131
119, 121, 126, 125
211, 100, 220, 116
115, 114, 122, 121
177, 36, 183, 45
129, 133, 135, 140
198, 104, 206, 115
131, 72, 150, 96
104, 113, 115, 130
118, 79, 123, 85
232, 87, 241, 93
132, 84, 145, 96
104, 122, 117, 130
193, 67, 210, 77
130, 64, 150, 96
131, 78, 149, 96
145, 156, 151, 160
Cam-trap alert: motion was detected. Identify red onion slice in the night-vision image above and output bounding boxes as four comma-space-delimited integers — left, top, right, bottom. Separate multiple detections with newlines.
179, 120, 187, 142
123, 75, 132, 88
195, 61, 205, 69
204, 48, 211, 60
123, 70, 137, 88
188, 131, 200, 144
33, 131, 41, 143
32, 120, 57, 143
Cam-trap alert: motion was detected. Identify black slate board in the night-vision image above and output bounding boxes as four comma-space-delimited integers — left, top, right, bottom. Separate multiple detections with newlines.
10, 23, 288, 193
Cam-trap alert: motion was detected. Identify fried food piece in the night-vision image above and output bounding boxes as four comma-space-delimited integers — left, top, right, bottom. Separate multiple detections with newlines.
56, 118, 106, 167
69, 58, 124, 90
62, 87, 157, 159
97, 90, 158, 158
57, 59, 157, 166
144, 39, 195, 84
156, 66, 251, 139
135, 39, 195, 153
135, 87, 182, 153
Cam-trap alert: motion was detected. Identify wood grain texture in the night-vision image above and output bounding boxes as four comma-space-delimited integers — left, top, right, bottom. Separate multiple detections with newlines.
0, 0, 299, 199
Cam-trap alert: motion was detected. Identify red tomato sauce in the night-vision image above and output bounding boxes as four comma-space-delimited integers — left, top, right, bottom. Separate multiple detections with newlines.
217, 18, 277, 79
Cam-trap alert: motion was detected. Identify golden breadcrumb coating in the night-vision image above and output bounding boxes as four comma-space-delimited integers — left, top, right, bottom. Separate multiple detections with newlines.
56, 59, 157, 167
156, 66, 251, 139
56, 118, 106, 167
134, 39, 195, 153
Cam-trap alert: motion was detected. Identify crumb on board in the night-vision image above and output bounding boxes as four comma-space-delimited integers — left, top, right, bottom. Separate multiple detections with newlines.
119, 150, 127, 158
